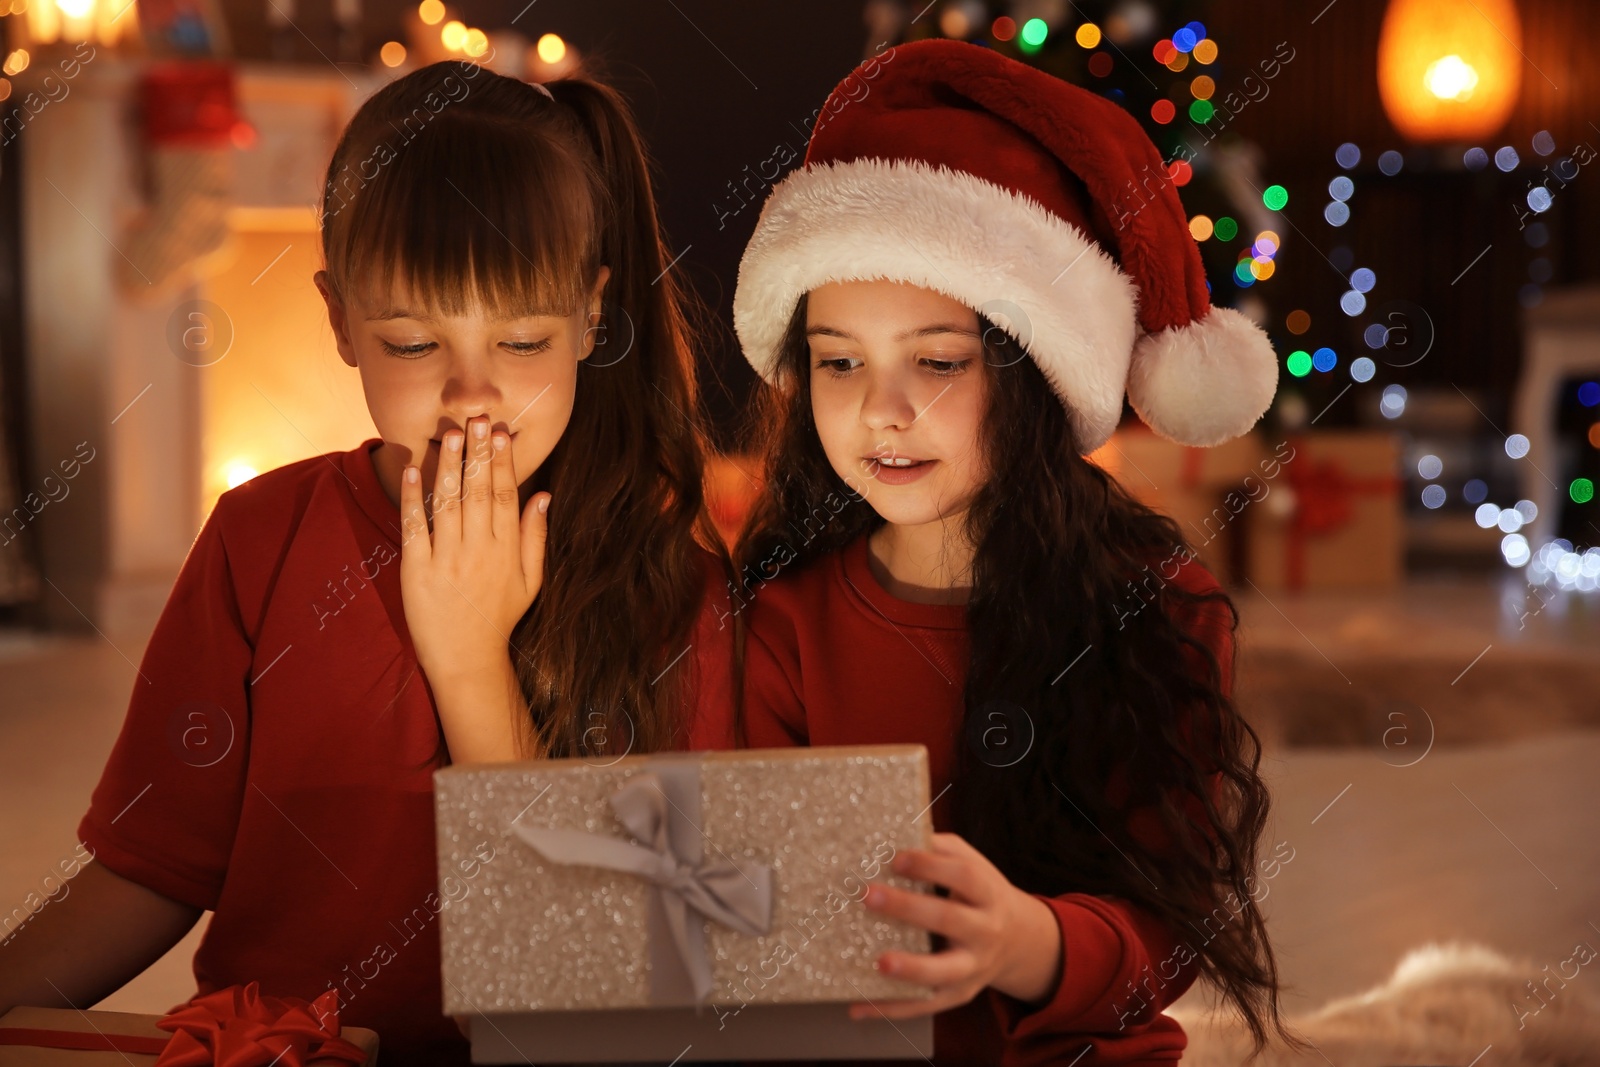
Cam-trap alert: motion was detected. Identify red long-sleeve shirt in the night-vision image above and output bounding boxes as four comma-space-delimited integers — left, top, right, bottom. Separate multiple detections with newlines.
736, 531, 1234, 1066
75, 439, 733, 1067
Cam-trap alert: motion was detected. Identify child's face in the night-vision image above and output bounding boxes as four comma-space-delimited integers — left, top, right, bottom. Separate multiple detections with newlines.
806, 279, 989, 530
316, 267, 609, 506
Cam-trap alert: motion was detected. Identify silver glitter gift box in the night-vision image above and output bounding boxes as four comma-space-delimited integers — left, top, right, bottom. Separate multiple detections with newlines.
434, 744, 936, 1063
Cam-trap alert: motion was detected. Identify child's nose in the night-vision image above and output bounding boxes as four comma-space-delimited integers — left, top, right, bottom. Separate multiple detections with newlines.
859, 374, 918, 432
440, 367, 502, 418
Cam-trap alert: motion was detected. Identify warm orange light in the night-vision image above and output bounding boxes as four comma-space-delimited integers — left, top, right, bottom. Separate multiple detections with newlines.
380, 40, 406, 66
417, 0, 444, 24
536, 33, 566, 64
440, 19, 466, 49
1377, 0, 1522, 142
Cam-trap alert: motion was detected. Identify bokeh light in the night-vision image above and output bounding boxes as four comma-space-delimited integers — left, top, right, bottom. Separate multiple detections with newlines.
1381, 384, 1407, 419
537, 32, 566, 63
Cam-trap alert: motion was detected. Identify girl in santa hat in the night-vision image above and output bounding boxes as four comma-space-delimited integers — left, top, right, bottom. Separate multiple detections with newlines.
730, 38, 1303, 1065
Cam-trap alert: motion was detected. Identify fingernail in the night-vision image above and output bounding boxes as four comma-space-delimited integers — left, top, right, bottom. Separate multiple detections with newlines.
473, 420, 488, 439
404, 466, 418, 484
537, 496, 549, 514
492, 433, 507, 452
446, 432, 463, 451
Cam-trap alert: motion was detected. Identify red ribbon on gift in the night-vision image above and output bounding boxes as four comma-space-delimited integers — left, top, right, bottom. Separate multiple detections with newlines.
1281, 440, 1401, 591
0, 983, 366, 1066
156, 982, 367, 1067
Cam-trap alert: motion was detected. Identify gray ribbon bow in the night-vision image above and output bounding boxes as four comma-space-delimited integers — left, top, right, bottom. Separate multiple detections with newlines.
510, 771, 774, 1004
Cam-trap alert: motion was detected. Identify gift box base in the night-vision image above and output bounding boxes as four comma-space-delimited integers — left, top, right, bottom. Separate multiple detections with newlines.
468, 1005, 933, 1063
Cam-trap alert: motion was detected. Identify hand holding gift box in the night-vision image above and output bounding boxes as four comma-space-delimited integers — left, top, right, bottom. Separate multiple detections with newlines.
434, 745, 936, 1063
0, 983, 378, 1066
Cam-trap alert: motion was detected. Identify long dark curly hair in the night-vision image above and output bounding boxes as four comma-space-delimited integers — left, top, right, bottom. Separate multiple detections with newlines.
734, 296, 1303, 1055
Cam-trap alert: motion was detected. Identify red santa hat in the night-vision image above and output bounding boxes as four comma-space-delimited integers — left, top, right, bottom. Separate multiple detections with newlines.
733, 38, 1278, 452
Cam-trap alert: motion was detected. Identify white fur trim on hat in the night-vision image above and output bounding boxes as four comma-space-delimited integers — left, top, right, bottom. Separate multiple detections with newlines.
1126, 306, 1280, 448
734, 158, 1138, 453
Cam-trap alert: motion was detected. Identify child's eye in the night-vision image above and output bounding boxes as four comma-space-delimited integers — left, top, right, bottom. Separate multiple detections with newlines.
813, 356, 861, 379
503, 339, 554, 355
922, 358, 973, 377
379, 339, 434, 358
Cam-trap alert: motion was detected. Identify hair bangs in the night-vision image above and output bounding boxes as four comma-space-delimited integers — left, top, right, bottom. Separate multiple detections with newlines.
326, 109, 602, 322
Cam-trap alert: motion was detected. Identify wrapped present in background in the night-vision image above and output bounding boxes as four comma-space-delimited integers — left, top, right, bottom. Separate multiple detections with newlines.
0, 983, 378, 1066
434, 745, 934, 1063
1244, 430, 1404, 592
1091, 423, 1282, 586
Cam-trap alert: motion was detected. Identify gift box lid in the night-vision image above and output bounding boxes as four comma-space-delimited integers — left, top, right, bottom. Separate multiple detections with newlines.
433, 744, 935, 1015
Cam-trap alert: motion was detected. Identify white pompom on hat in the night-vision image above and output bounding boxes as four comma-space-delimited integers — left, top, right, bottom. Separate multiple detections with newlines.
732, 38, 1278, 453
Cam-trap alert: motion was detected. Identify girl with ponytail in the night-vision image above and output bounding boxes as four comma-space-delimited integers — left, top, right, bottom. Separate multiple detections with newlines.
1, 60, 731, 1066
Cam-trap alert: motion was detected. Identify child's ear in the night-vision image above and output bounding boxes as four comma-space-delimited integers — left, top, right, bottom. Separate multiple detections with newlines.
314, 270, 359, 369
578, 265, 612, 363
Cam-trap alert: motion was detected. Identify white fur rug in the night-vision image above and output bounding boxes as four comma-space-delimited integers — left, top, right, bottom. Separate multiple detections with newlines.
1171, 942, 1600, 1066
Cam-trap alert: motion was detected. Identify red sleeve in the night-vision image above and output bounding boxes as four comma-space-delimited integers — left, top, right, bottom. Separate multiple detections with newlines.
685, 550, 739, 752
987, 893, 1200, 1063
739, 605, 808, 749
75, 500, 253, 912
984, 561, 1234, 1061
